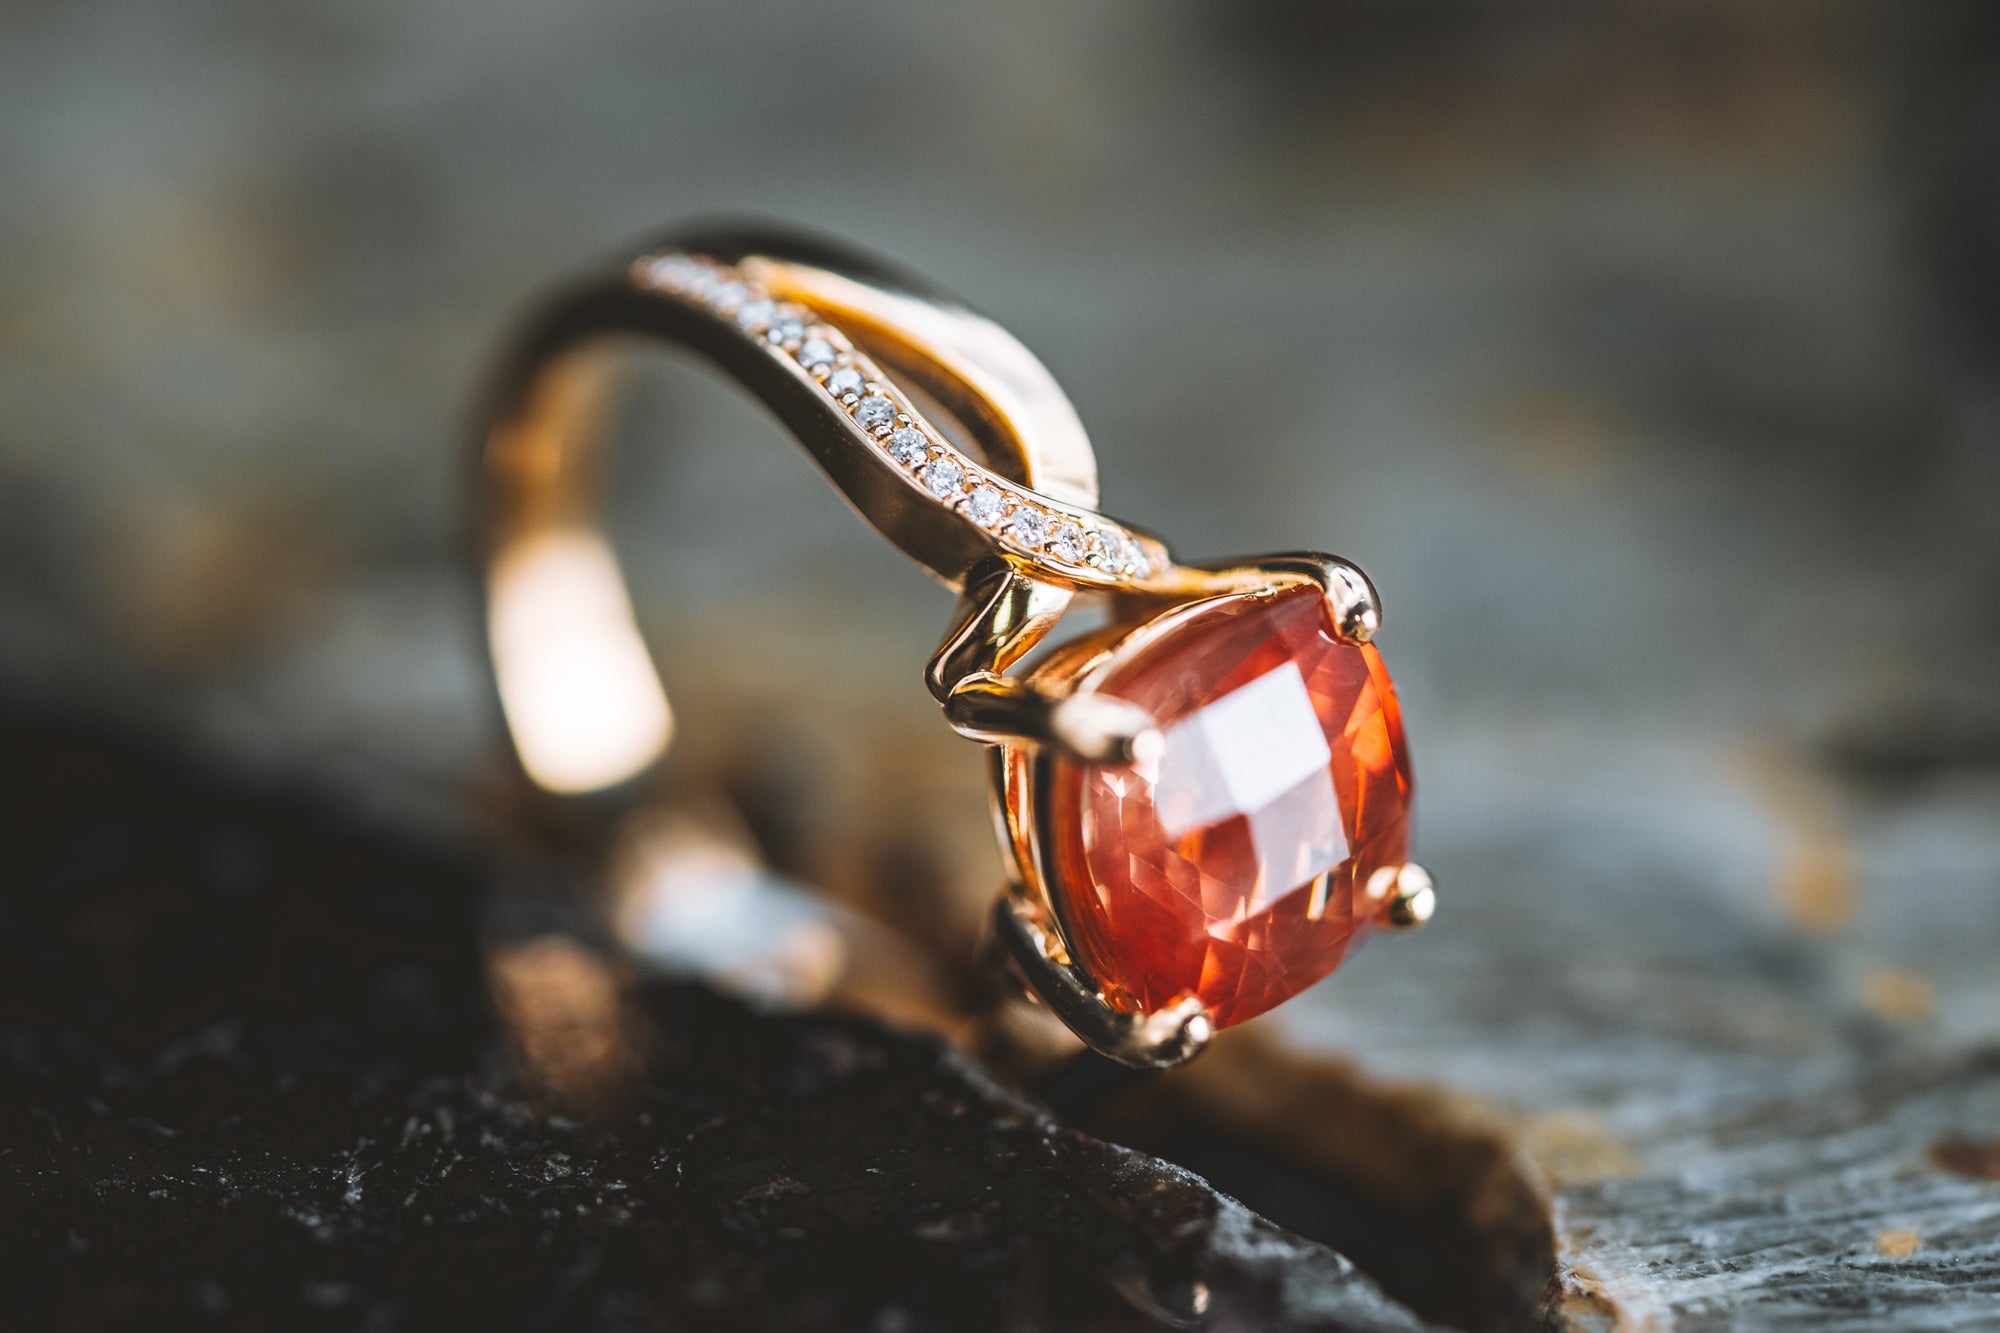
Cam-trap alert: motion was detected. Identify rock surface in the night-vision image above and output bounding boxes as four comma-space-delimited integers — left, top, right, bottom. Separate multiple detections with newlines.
0, 708, 1434, 1333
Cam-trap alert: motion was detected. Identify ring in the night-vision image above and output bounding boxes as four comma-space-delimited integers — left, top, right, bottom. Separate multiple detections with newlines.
473, 224, 1431, 1070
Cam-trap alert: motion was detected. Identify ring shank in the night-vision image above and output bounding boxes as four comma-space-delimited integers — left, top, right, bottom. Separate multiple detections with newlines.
474, 229, 1107, 799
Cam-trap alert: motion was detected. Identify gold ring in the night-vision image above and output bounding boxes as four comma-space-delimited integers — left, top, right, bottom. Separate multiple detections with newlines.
473, 224, 1430, 1069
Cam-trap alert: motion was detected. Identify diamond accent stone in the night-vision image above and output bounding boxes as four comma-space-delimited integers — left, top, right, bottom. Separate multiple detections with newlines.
640, 253, 1167, 591
965, 485, 1005, 528
923, 458, 965, 497
853, 396, 897, 434
645, 256, 698, 290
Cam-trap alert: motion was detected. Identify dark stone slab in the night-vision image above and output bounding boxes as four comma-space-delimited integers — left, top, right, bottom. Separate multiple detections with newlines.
0, 708, 1433, 1333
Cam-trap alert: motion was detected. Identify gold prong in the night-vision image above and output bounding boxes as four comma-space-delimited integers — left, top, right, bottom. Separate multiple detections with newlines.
1318, 560, 1381, 644
990, 894, 1213, 1069
1182, 552, 1381, 643
1383, 862, 1435, 930
1050, 693, 1163, 767
942, 673, 1161, 766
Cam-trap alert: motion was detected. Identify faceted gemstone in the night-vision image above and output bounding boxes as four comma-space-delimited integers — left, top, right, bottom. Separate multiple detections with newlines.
922, 458, 964, 497
1010, 508, 1049, 549
1047, 585, 1412, 1029
796, 336, 837, 369
965, 485, 1006, 527
853, 395, 897, 434
888, 427, 928, 465
736, 298, 776, 330
1049, 521, 1086, 564
826, 366, 865, 397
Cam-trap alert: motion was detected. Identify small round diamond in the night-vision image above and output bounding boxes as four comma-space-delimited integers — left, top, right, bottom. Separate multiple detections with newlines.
923, 458, 964, 497
965, 485, 1005, 528
644, 255, 697, 290
713, 280, 750, 310
1127, 541, 1153, 577
826, 367, 865, 397
767, 311, 807, 344
1010, 509, 1049, 549
853, 395, 897, 434
796, 336, 836, 369
1049, 521, 1086, 564
736, 299, 775, 330
685, 267, 722, 300
887, 428, 928, 465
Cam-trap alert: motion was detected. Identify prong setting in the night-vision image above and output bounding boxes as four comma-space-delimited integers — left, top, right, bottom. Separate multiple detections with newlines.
1049, 693, 1163, 767
1381, 862, 1436, 929
991, 894, 1214, 1069
1319, 560, 1380, 644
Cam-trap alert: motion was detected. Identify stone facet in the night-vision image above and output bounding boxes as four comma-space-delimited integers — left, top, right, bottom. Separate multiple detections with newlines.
922, 458, 964, 497
1047, 586, 1412, 1029
853, 396, 896, 434
1010, 509, 1049, 549
965, 485, 1005, 528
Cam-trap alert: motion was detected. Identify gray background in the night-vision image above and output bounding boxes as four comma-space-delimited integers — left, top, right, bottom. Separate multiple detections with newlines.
3, 3, 1997, 1326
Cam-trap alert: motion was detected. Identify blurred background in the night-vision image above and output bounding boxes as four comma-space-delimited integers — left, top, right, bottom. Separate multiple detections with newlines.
3, 0, 1998, 1316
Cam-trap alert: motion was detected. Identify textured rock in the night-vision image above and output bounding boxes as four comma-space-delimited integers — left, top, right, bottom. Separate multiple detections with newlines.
0, 708, 1435, 1332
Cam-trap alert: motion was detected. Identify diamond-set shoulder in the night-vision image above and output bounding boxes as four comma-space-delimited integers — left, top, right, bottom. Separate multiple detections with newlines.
634, 252, 1157, 585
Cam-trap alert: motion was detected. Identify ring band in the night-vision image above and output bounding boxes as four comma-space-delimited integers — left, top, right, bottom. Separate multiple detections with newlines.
473, 224, 1431, 1069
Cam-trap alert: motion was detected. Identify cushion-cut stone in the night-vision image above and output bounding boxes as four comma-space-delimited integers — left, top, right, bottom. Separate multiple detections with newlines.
1049, 585, 1413, 1029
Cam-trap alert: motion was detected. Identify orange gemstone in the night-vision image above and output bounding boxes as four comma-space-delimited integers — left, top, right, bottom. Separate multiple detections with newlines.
1049, 585, 1413, 1029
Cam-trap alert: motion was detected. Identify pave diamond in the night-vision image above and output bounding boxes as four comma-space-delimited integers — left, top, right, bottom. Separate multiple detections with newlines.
643, 254, 1165, 593
965, 485, 1005, 527
854, 396, 897, 434
645, 256, 697, 289
923, 458, 965, 497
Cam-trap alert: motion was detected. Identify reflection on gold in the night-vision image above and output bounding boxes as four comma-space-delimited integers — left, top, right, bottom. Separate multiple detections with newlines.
488, 529, 673, 794
488, 934, 636, 1111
